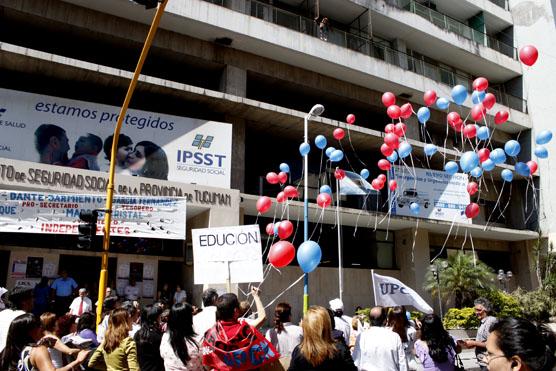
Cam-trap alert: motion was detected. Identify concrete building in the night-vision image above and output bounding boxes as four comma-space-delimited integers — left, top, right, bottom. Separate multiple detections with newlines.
0, 0, 549, 320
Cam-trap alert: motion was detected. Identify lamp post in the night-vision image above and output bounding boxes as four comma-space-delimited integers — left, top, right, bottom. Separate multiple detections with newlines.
431, 260, 448, 319
497, 269, 513, 292
303, 104, 324, 314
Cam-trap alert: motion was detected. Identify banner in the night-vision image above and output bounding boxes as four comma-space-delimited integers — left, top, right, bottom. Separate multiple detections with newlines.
372, 271, 433, 313
0, 190, 186, 240
389, 165, 470, 223
192, 225, 263, 284
0, 88, 232, 188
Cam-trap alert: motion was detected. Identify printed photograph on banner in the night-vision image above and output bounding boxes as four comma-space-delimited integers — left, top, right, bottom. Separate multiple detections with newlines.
0, 88, 232, 188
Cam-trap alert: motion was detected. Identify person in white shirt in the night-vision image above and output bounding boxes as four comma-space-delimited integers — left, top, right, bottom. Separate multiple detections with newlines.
0, 286, 34, 352
329, 298, 352, 345
173, 284, 187, 304
265, 302, 303, 367
192, 288, 218, 342
352, 306, 408, 371
124, 278, 140, 301
69, 288, 93, 316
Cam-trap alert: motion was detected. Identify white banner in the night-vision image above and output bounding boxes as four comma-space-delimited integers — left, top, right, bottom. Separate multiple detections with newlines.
0, 190, 186, 240
192, 225, 263, 284
389, 166, 470, 223
0, 88, 232, 188
372, 271, 433, 314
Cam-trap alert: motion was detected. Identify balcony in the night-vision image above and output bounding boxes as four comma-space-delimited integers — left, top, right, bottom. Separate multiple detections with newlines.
204, 0, 526, 113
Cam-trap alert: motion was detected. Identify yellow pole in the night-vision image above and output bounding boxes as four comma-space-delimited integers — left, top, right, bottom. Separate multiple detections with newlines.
96, 0, 168, 327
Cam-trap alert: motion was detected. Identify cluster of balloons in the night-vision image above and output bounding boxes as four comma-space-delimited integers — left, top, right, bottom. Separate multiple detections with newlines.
256, 163, 297, 214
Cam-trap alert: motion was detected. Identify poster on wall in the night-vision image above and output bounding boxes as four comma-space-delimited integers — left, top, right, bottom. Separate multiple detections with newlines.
0, 88, 232, 188
389, 166, 470, 224
26, 257, 44, 278
0, 190, 187, 239
192, 225, 264, 284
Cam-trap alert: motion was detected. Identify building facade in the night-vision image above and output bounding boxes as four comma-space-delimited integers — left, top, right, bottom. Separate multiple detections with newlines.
0, 0, 550, 319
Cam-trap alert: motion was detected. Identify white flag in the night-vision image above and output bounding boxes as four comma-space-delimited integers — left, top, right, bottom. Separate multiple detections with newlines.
372, 271, 433, 314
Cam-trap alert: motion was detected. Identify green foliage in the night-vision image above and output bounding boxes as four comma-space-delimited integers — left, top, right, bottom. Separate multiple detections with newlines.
443, 307, 480, 329
480, 289, 523, 319
512, 287, 556, 322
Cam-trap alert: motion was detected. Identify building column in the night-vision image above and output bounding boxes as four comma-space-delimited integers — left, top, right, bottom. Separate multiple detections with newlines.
510, 239, 539, 290
219, 65, 247, 97
392, 38, 409, 70
225, 116, 246, 193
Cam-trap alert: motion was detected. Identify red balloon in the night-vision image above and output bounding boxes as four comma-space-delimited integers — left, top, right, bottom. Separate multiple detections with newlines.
384, 123, 396, 133
519, 45, 538, 66
527, 160, 538, 174
478, 148, 491, 163
447, 112, 461, 124
268, 241, 295, 268
346, 114, 356, 124
284, 185, 298, 198
265, 223, 275, 236
382, 92, 396, 107
278, 172, 288, 184
389, 180, 397, 191
494, 110, 509, 125
381, 143, 394, 157
256, 196, 272, 213
424, 90, 437, 107
400, 103, 413, 119
465, 202, 480, 219
276, 191, 286, 203
482, 93, 496, 110
378, 159, 391, 171
467, 182, 479, 196
450, 119, 464, 133
278, 220, 294, 239
387, 105, 401, 120
317, 192, 332, 208
472, 77, 489, 92
394, 123, 407, 137
384, 133, 400, 149
333, 128, 345, 140
463, 124, 477, 139
378, 174, 387, 182
471, 104, 485, 122
334, 168, 346, 180
266, 172, 279, 184
371, 178, 384, 190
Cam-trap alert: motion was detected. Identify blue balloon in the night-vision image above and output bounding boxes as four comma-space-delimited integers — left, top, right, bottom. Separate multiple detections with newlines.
387, 152, 398, 163
444, 161, 459, 175
330, 149, 344, 162
398, 142, 412, 158
315, 135, 327, 149
451, 85, 468, 105
481, 158, 495, 171
325, 147, 336, 158
477, 126, 490, 141
360, 169, 370, 180
536, 130, 553, 145
410, 202, 420, 215
417, 107, 430, 124
299, 142, 310, 156
501, 169, 514, 182
279, 163, 290, 173
470, 166, 484, 178
535, 146, 548, 159
472, 90, 486, 104
436, 97, 450, 110
460, 151, 479, 173
273, 224, 279, 236
424, 144, 437, 157
297, 240, 322, 273
515, 162, 531, 177
490, 148, 506, 165
504, 140, 521, 157
320, 185, 332, 195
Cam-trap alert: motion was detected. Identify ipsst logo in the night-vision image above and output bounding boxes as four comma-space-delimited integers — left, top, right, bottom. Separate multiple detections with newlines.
176, 133, 227, 173
192, 134, 214, 150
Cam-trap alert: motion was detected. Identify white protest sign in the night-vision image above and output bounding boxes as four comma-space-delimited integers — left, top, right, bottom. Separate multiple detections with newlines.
192, 225, 263, 284
0, 190, 186, 240
372, 271, 433, 313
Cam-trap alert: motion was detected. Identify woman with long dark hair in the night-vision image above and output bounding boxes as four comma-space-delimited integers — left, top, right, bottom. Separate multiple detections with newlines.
414, 314, 460, 371
388, 306, 418, 370
0, 313, 88, 371
88, 308, 138, 370
133, 304, 164, 371
160, 302, 202, 370
265, 303, 303, 366
76, 312, 98, 347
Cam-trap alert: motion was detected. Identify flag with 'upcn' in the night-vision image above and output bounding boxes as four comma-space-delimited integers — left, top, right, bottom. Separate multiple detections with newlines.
371, 271, 433, 313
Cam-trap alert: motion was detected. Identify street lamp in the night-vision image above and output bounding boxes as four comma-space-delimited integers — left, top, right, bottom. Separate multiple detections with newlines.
431, 260, 448, 319
497, 269, 513, 292
303, 104, 324, 314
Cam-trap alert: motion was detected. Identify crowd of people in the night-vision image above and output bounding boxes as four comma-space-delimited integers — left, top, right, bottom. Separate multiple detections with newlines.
0, 279, 554, 371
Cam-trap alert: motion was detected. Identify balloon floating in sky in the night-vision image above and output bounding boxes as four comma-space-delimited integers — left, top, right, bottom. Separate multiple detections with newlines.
317, 192, 332, 208
473, 77, 489, 92
315, 135, 327, 149
382, 92, 396, 107
536, 130, 552, 145
269, 241, 295, 268
527, 160, 538, 174
451, 85, 468, 105
436, 97, 450, 110
424, 144, 437, 157
278, 171, 288, 184
483, 93, 496, 110
256, 196, 272, 213
266, 172, 279, 184
387, 152, 399, 163
325, 147, 336, 158
330, 150, 344, 162
519, 45, 538, 66
467, 182, 479, 195
501, 169, 513, 182
490, 148, 506, 165
387, 105, 402, 120
477, 126, 490, 141
478, 148, 491, 163
515, 162, 531, 177
346, 113, 356, 124
460, 151, 479, 173
279, 163, 290, 173
534, 146, 548, 159
470, 167, 483, 178
481, 158, 495, 171
299, 142, 310, 156
333, 128, 345, 140
410, 202, 420, 215
424, 90, 437, 107
504, 140, 521, 157
494, 110, 509, 125
297, 240, 322, 273
472, 90, 486, 105
320, 185, 332, 195
417, 107, 430, 124
360, 169, 370, 180
400, 103, 413, 119
334, 168, 346, 180
277, 220, 294, 239
465, 203, 480, 219
444, 161, 459, 175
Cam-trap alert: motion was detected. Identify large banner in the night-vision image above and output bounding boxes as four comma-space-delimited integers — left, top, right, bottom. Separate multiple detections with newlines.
0, 88, 232, 188
0, 190, 187, 240
389, 165, 470, 224
192, 225, 263, 284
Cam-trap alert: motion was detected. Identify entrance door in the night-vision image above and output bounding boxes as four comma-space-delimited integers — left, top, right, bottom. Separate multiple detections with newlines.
157, 260, 184, 300
58, 255, 116, 303
0, 250, 9, 287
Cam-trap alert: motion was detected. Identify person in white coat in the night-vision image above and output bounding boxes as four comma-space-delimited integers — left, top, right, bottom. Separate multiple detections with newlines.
329, 298, 351, 345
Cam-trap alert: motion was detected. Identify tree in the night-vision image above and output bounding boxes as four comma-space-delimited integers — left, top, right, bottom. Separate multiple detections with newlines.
424, 252, 494, 308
